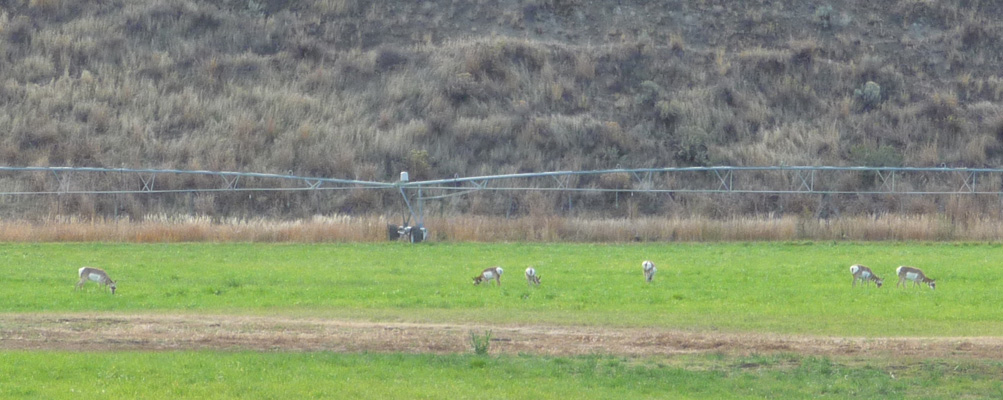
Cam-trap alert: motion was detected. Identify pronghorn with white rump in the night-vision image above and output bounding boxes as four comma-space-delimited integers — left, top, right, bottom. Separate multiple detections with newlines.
473, 267, 503, 286
849, 264, 883, 288
896, 266, 936, 289
525, 267, 541, 286
76, 267, 117, 294
642, 260, 656, 283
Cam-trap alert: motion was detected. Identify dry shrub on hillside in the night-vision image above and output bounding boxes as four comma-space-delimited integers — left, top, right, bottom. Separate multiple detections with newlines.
919, 91, 969, 148
573, 52, 596, 82
891, 0, 960, 28
598, 121, 638, 153
854, 56, 906, 101
374, 46, 410, 72
14, 55, 57, 83
962, 134, 998, 166
921, 91, 961, 121
787, 38, 819, 67
462, 40, 546, 85
452, 115, 520, 155
444, 72, 487, 104
339, 188, 383, 215
7, 210, 1003, 242
906, 142, 941, 166
597, 172, 632, 202
4, 15, 33, 47
3, 0, 1003, 222
957, 18, 997, 51
737, 47, 790, 78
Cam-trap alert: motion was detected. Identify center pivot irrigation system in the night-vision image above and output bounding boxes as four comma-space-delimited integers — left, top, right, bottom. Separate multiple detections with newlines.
0, 166, 1002, 243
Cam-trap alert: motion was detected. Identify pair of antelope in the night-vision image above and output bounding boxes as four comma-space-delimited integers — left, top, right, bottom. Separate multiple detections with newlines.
850, 264, 936, 289
473, 266, 541, 286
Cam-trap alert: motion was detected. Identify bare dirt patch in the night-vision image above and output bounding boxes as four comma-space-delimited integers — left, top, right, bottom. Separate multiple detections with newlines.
2, 313, 1002, 359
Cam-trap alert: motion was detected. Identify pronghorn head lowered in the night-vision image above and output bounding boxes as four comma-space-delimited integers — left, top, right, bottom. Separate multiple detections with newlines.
896, 266, 935, 290
849, 264, 883, 288
525, 267, 541, 286
474, 267, 503, 286
642, 260, 656, 283
77, 267, 117, 294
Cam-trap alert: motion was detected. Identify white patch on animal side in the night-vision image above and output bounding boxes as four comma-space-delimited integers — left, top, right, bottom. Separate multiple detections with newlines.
88, 273, 103, 282
906, 272, 919, 281
642, 260, 656, 282
525, 267, 541, 285
482, 271, 495, 280
860, 270, 871, 279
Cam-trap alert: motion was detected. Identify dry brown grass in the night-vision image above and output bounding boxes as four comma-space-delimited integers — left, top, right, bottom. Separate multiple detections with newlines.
0, 215, 384, 242
3, 0, 1003, 221
4, 213, 1003, 243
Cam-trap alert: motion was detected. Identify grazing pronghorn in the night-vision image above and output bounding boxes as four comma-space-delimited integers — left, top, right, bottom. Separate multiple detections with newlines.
473, 267, 503, 286
896, 266, 936, 289
76, 267, 116, 294
525, 267, 541, 286
642, 260, 656, 283
849, 264, 883, 288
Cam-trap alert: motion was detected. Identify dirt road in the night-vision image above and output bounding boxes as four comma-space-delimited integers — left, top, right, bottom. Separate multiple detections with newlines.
2, 313, 1001, 358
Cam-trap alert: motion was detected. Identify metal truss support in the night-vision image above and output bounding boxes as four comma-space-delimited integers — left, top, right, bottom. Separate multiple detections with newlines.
958, 171, 977, 193
876, 170, 895, 192
550, 175, 573, 211
793, 169, 814, 192
220, 175, 240, 190
140, 173, 157, 192
714, 169, 733, 191
550, 175, 568, 189
9, 165, 1003, 203
397, 185, 421, 227
631, 170, 654, 190
303, 179, 323, 189
51, 170, 72, 193
471, 180, 489, 190
416, 187, 424, 227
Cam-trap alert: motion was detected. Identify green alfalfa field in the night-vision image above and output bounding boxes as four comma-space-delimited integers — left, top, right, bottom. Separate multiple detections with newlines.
4, 241, 1003, 398
5, 351, 1003, 399
3, 242, 1001, 335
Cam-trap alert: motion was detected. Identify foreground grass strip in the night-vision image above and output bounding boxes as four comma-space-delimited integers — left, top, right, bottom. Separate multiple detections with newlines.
3, 352, 1002, 399
4, 242, 1003, 336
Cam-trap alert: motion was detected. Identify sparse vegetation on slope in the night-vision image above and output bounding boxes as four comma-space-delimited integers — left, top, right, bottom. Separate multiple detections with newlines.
2, 0, 1003, 219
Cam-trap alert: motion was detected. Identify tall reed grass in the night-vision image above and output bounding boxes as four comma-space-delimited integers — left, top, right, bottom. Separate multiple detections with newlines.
1, 214, 1000, 242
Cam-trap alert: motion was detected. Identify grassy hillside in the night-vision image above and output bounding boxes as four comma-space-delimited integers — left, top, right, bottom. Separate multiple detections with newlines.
2, 0, 1003, 218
